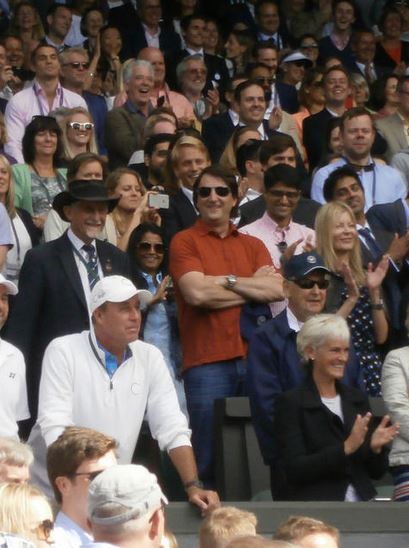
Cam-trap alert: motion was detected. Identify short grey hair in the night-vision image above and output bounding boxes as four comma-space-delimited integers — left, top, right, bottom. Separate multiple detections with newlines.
91, 502, 160, 539
296, 314, 350, 361
176, 54, 206, 85
59, 46, 89, 65
0, 438, 33, 467
349, 72, 369, 96
122, 59, 154, 84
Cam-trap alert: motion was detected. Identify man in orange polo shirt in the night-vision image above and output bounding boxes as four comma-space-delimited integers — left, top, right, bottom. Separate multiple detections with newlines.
170, 165, 283, 488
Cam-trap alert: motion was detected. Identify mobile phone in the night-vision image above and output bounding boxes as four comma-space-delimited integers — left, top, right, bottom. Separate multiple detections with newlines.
148, 193, 169, 209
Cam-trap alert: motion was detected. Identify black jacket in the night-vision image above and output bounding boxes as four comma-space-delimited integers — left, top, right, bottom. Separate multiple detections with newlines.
273, 377, 388, 501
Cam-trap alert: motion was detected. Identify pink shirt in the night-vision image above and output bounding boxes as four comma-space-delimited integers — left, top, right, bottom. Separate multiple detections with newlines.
4, 80, 87, 163
239, 212, 316, 316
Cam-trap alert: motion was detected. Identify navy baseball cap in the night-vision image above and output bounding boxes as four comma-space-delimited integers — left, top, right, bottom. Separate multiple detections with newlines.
283, 251, 332, 281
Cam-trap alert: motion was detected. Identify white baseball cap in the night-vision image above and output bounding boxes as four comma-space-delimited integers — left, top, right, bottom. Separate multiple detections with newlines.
0, 274, 18, 296
89, 276, 152, 314
88, 464, 168, 525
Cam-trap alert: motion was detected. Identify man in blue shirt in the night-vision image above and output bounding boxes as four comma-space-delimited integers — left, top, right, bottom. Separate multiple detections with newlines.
311, 107, 406, 209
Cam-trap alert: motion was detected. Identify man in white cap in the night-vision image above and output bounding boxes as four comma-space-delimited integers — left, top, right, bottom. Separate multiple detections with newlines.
0, 274, 29, 440
87, 464, 167, 547
30, 275, 219, 514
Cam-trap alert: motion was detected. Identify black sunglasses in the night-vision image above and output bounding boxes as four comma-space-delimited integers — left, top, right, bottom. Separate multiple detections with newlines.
293, 278, 330, 290
138, 242, 165, 253
277, 241, 287, 253
63, 61, 90, 69
197, 186, 231, 198
70, 469, 104, 481
268, 189, 300, 200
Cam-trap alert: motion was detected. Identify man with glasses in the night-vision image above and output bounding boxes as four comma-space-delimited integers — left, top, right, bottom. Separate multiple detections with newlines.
170, 164, 283, 488
47, 427, 118, 547
247, 251, 363, 496
4, 44, 87, 163
59, 47, 108, 156
240, 164, 315, 310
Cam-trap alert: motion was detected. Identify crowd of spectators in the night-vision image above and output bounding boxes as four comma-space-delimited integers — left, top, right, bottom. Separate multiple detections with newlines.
2, 0, 409, 545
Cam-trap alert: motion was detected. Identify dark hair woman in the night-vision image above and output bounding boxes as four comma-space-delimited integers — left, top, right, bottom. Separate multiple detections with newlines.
127, 222, 186, 414
12, 115, 66, 230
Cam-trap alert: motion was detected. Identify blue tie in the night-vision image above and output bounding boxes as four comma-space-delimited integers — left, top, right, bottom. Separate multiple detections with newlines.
82, 244, 100, 289
358, 227, 382, 261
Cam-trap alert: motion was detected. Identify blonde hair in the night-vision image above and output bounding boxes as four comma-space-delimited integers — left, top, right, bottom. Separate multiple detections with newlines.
296, 314, 350, 362
60, 107, 99, 159
0, 155, 16, 218
166, 135, 210, 194
10, 2, 45, 41
200, 506, 257, 548
273, 515, 340, 546
315, 201, 365, 286
0, 482, 49, 541
105, 168, 146, 197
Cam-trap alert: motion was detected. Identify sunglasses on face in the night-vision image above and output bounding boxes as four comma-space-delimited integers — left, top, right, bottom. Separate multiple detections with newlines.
267, 189, 300, 200
255, 76, 274, 85
293, 278, 330, 290
68, 122, 94, 131
197, 186, 231, 198
137, 242, 165, 253
64, 61, 90, 69
71, 469, 104, 482
35, 519, 54, 543
291, 60, 307, 67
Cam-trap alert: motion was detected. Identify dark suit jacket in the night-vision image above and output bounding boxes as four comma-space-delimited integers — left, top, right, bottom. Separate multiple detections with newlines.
318, 35, 354, 67
374, 41, 409, 71
273, 377, 388, 501
161, 189, 197, 243
366, 199, 407, 237
239, 196, 321, 229
349, 61, 385, 81
220, 3, 257, 37
276, 82, 299, 114
202, 113, 280, 163
125, 21, 181, 60
3, 232, 130, 417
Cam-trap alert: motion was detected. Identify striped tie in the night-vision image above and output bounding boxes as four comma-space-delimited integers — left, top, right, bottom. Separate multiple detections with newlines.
82, 244, 100, 289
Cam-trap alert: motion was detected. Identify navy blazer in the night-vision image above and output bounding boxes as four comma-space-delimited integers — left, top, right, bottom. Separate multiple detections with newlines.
4, 232, 131, 418
273, 376, 388, 501
276, 82, 299, 114
125, 20, 181, 60
247, 310, 364, 466
161, 189, 198, 244
366, 199, 407, 237
83, 91, 108, 156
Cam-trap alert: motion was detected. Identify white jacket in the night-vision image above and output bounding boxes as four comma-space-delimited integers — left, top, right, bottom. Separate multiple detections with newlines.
382, 346, 409, 466
29, 329, 191, 493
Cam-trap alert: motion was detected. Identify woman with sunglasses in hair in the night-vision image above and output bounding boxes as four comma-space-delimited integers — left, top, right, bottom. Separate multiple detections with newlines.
0, 482, 55, 547
12, 115, 66, 230
59, 107, 99, 163
105, 168, 161, 251
315, 201, 389, 397
127, 222, 186, 414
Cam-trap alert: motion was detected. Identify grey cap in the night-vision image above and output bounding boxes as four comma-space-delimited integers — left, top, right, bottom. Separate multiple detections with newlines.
88, 464, 168, 525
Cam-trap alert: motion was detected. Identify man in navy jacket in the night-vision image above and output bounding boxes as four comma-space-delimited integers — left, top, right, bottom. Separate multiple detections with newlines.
247, 251, 364, 477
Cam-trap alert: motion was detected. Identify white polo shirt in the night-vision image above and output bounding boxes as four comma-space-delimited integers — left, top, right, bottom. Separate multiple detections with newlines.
0, 338, 29, 438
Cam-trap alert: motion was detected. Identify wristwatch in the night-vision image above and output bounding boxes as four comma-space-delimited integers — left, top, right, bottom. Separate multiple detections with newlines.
371, 299, 384, 310
184, 479, 204, 491
225, 274, 238, 289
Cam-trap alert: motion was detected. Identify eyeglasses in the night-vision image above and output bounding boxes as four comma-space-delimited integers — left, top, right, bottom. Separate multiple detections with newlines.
197, 186, 231, 198
137, 242, 165, 253
255, 77, 274, 85
35, 519, 54, 543
63, 61, 90, 69
68, 122, 94, 131
70, 469, 104, 481
293, 278, 330, 290
267, 189, 300, 200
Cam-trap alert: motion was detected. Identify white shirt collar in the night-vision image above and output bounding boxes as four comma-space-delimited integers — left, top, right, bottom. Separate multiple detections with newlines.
186, 47, 204, 56
67, 228, 96, 252
229, 108, 239, 126
286, 306, 304, 332
180, 185, 196, 209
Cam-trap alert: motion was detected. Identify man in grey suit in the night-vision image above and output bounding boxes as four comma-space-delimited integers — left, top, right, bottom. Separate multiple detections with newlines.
376, 76, 409, 163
